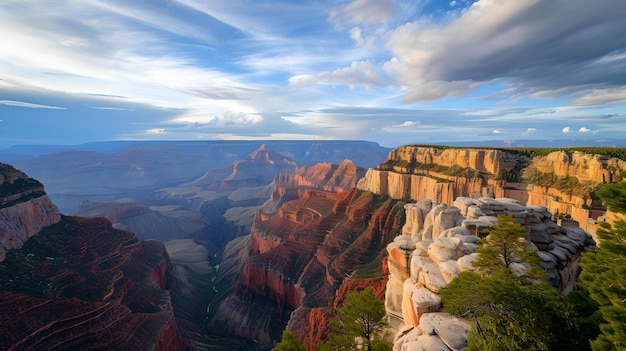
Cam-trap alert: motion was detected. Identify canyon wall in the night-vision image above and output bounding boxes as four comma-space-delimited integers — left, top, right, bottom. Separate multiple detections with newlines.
531, 150, 625, 183
0, 216, 188, 350
0, 163, 188, 350
0, 163, 60, 262
386, 197, 596, 351
358, 146, 626, 231
207, 188, 405, 350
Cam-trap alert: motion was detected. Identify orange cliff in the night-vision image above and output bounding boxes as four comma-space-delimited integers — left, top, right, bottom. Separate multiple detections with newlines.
358, 146, 626, 231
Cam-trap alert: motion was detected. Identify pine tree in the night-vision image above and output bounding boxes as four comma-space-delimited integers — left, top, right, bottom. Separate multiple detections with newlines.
318, 287, 391, 351
579, 219, 626, 350
440, 215, 583, 350
474, 215, 541, 278
276, 331, 306, 351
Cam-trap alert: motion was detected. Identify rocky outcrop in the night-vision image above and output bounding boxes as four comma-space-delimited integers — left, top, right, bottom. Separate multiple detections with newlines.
0, 216, 188, 350
386, 197, 596, 351
357, 169, 484, 205
0, 163, 60, 262
382, 146, 521, 177
531, 151, 626, 183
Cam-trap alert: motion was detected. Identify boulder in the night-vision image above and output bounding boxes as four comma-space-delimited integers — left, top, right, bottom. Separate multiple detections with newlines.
402, 280, 442, 326
418, 312, 469, 351
401, 335, 450, 351
456, 253, 478, 272
438, 260, 459, 283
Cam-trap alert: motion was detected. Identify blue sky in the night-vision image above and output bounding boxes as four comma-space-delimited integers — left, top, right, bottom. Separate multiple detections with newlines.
1, 0, 625, 148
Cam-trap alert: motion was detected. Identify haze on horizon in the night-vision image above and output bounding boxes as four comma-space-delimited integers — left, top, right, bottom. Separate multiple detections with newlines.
1, 0, 625, 149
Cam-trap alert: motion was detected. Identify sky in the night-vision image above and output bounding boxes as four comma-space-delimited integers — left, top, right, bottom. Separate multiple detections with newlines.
1, 0, 625, 148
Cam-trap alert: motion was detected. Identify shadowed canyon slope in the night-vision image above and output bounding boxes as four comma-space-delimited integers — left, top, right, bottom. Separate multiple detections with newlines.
0, 163, 187, 350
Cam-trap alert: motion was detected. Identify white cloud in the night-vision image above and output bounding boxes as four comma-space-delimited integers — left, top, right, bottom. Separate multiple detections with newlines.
0, 100, 65, 109
562, 127, 571, 133
330, 0, 396, 26
381, 120, 421, 132
523, 127, 537, 135
578, 127, 591, 133
493, 130, 501, 134
146, 128, 165, 134
289, 61, 386, 90
350, 27, 365, 46
572, 87, 626, 106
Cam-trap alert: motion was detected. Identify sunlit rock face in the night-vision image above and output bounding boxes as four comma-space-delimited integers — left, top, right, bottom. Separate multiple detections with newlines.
358, 146, 626, 232
0, 163, 60, 262
531, 151, 626, 183
386, 197, 596, 351
207, 188, 405, 350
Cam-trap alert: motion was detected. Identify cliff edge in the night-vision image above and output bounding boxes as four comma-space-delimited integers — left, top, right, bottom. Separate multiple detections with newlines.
0, 163, 60, 261
358, 146, 626, 231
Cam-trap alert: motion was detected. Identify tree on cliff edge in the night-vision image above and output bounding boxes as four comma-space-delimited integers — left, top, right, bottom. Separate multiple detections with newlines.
474, 215, 541, 279
579, 182, 626, 350
276, 331, 306, 351
440, 215, 583, 350
318, 287, 391, 351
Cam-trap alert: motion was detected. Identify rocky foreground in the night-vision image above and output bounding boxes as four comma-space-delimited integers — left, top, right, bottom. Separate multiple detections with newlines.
386, 197, 595, 350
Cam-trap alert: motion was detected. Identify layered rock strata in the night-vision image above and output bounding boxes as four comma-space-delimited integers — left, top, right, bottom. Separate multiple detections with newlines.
358, 146, 626, 231
207, 188, 405, 350
0, 163, 60, 262
386, 197, 596, 351
0, 216, 188, 350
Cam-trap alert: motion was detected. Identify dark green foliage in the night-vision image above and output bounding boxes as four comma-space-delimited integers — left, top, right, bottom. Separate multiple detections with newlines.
440, 270, 582, 351
597, 182, 626, 213
276, 331, 306, 351
579, 219, 626, 351
567, 288, 603, 351
318, 287, 391, 351
440, 215, 584, 350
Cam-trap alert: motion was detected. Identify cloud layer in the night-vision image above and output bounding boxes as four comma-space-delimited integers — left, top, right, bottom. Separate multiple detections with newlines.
0, 0, 625, 147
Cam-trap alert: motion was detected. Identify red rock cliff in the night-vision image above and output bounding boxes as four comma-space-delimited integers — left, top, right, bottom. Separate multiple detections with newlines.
207, 188, 405, 350
0, 215, 188, 351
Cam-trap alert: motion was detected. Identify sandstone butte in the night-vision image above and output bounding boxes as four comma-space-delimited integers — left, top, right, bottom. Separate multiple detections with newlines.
0, 163, 188, 351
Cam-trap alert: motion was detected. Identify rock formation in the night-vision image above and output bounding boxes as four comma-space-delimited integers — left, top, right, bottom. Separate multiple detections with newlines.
261, 160, 365, 215
386, 197, 596, 351
206, 188, 405, 350
0, 216, 188, 350
358, 146, 626, 231
0, 163, 60, 262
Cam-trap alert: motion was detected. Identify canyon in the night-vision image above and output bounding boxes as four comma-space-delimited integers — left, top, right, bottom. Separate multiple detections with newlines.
1, 142, 624, 350
0, 164, 187, 350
